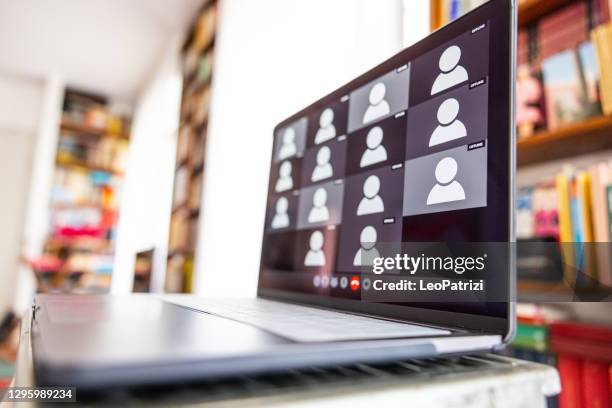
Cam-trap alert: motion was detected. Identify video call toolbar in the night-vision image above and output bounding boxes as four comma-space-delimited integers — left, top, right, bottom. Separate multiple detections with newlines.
264, 22, 491, 294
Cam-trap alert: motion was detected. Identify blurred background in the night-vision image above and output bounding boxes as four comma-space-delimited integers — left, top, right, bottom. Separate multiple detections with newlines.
0, 0, 610, 406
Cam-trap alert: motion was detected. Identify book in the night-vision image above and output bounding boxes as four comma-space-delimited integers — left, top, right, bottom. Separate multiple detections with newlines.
516, 65, 546, 138
574, 172, 597, 285
589, 163, 612, 287
556, 171, 576, 284
541, 50, 592, 130
538, 2, 588, 60
533, 184, 559, 239
557, 355, 583, 408
577, 42, 603, 117
517, 187, 534, 239
592, 24, 612, 115
592, 0, 611, 25
580, 360, 611, 408
512, 323, 549, 352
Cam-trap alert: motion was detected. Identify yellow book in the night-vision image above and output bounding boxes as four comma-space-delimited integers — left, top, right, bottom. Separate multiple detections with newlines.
576, 171, 598, 282
576, 172, 594, 242
592, 24, 612, 115
556, 173, 573, 243
556, 172, 576, 284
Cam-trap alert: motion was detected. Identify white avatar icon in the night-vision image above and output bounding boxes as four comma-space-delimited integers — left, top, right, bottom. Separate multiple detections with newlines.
357, 175, 384, 216
304, 230, 326, 267
271, 197, 290, 229
360, 126, 388, 168
340, 276, 348, 289
363, 82, 391, 124
427, 157, 466, 205
278, 127, 298, 160
431, 45, 468, 95
315, 108, 336, 144
429, 98, 467, 147
308, 188, 330, 223
311, 146, 333, 182
275, 161, 293, 193
353, 226, 381, 266
330, 276, 338, 288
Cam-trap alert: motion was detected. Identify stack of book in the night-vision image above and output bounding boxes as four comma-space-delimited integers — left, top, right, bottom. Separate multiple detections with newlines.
517, 2, 611, 138
500, 305, 611, 408
551, 321, 612, 408
517, 160, 612, 288
434, 0, 612, 138
37, 89, 132, 292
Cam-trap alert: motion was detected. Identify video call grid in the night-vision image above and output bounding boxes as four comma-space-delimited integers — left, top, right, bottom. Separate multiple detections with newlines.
265, 23, 491, 278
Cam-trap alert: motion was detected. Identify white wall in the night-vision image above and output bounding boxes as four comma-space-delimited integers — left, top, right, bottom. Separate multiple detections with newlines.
111, 36, 183, 294
402, 0, 431, 46
195, 0, 405, 298
0, 71, 51, 315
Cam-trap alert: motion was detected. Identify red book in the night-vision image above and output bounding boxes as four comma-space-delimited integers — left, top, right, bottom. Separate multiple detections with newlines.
539, 2, 588, 36
580, 360, 611, 408
559, 355, 583, 408
552, 322, 612, 344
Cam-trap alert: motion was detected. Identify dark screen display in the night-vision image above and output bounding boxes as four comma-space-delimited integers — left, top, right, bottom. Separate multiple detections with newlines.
259, 0, 513, 330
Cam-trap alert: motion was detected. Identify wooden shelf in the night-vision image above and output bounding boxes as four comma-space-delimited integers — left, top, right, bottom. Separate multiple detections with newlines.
172, 202, 189, 214
56, 159, 124, 176
517, 115, 612, 167
60, 118, 129, 140
167, 248, 194, 258
518, 0, 574, 28
431, 0, 575, 30
518, 279, 612, 302
51, 203, 117, 212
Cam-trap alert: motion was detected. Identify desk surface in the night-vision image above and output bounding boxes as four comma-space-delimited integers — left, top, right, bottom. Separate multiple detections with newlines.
6, 299, 560, 407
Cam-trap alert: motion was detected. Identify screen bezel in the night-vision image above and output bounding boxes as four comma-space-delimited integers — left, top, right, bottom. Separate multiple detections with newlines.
257, 0, 516, 338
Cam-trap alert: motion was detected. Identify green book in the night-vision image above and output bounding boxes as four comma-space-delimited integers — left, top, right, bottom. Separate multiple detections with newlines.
511, 324, 548, 352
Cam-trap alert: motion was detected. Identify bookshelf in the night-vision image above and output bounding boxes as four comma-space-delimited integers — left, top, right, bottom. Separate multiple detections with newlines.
518, 114, 612, 166
36, 88, 131, 293
517, 0, 575, 27
60, 118, 130, 140
431, 0, 577, 30
165, 0, 217, 293
430, 0, 612, 168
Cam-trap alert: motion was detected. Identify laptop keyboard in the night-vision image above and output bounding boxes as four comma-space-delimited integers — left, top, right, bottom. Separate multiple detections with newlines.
164, 297, 450, 342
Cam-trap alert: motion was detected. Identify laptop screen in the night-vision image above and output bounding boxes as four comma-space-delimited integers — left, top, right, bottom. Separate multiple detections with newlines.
258, 0, 513, 333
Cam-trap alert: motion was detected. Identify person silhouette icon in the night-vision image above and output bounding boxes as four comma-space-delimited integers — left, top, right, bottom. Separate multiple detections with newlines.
427, 157, 466, 205
363, 83, 391, 124
357, 175, 384, 216
275, 161, 293, 193
353, 226, 381, 266
360, 126, 388, 168
311, 146, 333, 182
308, 188, 330, 223
431, 45, 468, 95
304, 230, 326, 267
278, 127, 297, 160
429, 98, 467, 147
271, 197, 290, 229
314, 108, 336, 144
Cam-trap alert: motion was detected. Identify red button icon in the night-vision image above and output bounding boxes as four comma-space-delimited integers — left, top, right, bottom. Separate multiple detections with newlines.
350, 276, 360, 292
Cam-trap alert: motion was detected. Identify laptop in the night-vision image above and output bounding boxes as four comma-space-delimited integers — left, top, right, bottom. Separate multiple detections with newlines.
31, 0, 516, 389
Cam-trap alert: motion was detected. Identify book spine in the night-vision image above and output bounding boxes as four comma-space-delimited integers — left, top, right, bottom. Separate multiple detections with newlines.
592, 25, 612, 115
558, 355, 584, 408
580, 360, 611, 408
557, 173, 577, 284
